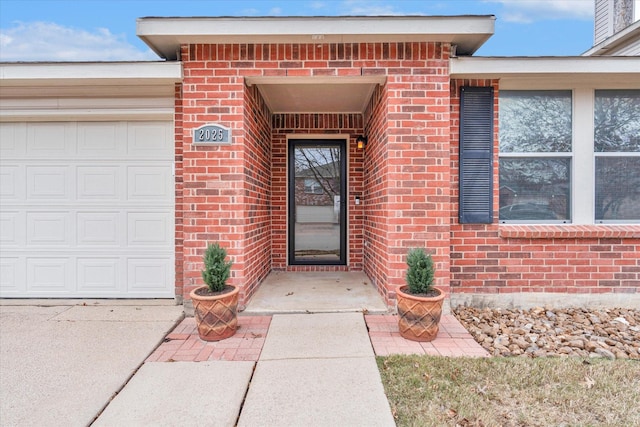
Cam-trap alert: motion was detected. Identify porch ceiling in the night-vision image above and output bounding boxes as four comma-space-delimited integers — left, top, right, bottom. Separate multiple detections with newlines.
246, 76, 385, 113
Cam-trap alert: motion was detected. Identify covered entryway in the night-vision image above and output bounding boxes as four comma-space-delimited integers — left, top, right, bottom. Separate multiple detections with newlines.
136, 16, 495, 309
0, 121, 175, 298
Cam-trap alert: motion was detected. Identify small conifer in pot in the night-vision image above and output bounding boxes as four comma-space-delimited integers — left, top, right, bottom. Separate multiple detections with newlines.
396, 247, 445, 342
201, 242, 232, 293
405, 248, 435, 296
190, 242, 238, 341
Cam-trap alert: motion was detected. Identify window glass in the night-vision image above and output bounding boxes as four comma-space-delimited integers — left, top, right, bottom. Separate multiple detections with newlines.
499, 90, 572, 153
499, 91, 572, 222
594, 90, 640, 153
595, 158, 640, 221
595, 90, 640, 222
499, 158, 571, 221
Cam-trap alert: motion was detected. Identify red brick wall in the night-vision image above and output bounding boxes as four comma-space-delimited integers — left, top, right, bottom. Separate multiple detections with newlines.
362, 83, 391, 300
174, 82, 185, 301
365, 43, 453, 306
241, 84, 272, 301
449, 79, 640, 297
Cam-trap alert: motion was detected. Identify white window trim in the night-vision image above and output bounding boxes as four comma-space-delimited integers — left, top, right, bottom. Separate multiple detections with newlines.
573, 88, 595, 224
499, 86, 639, 225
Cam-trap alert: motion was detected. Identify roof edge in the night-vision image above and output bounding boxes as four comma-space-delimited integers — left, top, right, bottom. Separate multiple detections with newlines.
582, 20, 640, 56
137, 15, 495, 60
0, 62, 182, 87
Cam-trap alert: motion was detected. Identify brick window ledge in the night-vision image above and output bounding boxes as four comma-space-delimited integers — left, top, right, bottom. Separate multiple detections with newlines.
499, 224, 640, 239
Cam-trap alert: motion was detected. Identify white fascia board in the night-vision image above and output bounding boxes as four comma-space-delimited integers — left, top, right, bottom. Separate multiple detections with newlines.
450, 57, 640, 87
0, 62, 182, 87
137, 15, 495, 59
582, 20, 640, 56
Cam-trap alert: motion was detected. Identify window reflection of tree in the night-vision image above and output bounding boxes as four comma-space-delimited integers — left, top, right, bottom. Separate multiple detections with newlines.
295, 146, 341, 197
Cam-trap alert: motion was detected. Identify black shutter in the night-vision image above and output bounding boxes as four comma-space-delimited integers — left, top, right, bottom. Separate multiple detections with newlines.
459, 86, 494, 224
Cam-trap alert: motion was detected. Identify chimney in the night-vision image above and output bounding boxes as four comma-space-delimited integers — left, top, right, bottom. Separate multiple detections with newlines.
594, 0, 635, 45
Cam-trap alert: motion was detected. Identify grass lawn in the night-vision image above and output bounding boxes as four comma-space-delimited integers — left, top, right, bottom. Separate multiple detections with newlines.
377, 355, 640, 427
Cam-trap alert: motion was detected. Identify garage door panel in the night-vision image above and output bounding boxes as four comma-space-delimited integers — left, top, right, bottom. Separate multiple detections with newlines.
127, 212, 172, 246
26, 211, 72, 246
127, 122, 172, 159
27, 257, 72, 294
27, 123, 75, 157
77, 257, 122, 293
0, 257, 23, 295
77, 212, 121, 246
77, 122, 126, 157
77, 166, 122, 200
0, 211, 23, 246
0, 165, 23, 199
26, 166, 71, 199
0, 123, 26, 156
128, 257, 171, 293
127, 166, 172, 200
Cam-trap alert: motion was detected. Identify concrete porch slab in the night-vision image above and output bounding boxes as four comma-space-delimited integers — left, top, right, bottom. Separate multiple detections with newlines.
93, 361, 254, 427
243, 271, 389, 315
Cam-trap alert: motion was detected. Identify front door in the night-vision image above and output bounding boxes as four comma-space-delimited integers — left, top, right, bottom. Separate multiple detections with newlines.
288, 139, 347, 265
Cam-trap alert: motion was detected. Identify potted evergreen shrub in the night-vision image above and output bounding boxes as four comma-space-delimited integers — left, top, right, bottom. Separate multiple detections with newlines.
190, 243, 239, 341
396, 248, 445, 342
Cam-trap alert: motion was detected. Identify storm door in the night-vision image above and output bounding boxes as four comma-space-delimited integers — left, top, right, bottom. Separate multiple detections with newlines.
288, 140, 347, 265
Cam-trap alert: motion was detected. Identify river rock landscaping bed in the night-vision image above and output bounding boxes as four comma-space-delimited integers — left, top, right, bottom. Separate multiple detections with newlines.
454, 306, 640, 359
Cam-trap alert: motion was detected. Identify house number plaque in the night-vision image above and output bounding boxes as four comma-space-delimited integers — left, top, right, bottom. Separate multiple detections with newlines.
192, 123, 232, 146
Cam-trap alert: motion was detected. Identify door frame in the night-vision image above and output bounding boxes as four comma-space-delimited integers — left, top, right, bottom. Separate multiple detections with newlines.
287, 137, 348, 266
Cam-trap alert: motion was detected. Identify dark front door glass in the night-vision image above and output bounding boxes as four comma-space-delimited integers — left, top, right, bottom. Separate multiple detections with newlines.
288, 140, 346, 265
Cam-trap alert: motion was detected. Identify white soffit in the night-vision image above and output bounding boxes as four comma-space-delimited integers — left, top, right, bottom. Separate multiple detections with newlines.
450, 57, 640, 88
0, 62, 182, 97
247, 76, 385, 113
137, 15, 495, 60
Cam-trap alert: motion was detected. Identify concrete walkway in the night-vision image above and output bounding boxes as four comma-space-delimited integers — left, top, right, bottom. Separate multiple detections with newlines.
0, 300, 183, 427
97, 313, 396, 426
237, 313, 395, 426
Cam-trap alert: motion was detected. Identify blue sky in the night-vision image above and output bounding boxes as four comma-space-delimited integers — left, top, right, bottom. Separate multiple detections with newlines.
0, 0, 632, 61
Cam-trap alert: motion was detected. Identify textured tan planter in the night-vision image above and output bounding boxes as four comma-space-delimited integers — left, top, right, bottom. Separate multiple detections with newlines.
396, 286, 445, 342
190, 285, 239, 341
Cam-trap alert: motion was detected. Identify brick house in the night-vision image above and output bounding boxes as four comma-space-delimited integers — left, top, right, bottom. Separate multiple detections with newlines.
1, 5, 639, 311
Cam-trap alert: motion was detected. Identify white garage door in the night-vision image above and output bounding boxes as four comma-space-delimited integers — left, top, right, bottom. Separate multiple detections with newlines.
0, 121, 174, 298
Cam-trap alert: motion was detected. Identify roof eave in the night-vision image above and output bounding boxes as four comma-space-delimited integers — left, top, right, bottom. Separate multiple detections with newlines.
450, 56, 640, 88
136, 15, 496, 60
0, 61, 183, 87
582, 21, 640, 56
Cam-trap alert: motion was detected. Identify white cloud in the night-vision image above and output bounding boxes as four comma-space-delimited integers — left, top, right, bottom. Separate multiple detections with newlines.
0, 21, 157, 62
487, 0, 593, 23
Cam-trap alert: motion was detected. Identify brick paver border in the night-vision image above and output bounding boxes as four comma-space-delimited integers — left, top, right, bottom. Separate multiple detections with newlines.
147, 313, 489, 362
146, 316, 271, 362
365, 314, 490, 358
